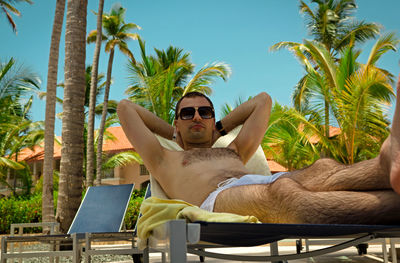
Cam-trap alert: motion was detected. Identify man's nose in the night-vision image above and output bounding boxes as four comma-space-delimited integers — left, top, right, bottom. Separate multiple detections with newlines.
192, 110, 202, 121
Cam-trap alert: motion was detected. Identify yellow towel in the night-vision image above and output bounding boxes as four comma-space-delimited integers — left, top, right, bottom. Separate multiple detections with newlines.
137, 197, 259, 248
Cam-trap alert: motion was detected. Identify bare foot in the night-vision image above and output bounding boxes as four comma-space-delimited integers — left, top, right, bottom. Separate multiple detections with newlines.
390, 74, 400, 194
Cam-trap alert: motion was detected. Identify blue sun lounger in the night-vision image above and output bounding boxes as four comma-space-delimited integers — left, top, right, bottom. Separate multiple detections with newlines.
144, 220, 400, 262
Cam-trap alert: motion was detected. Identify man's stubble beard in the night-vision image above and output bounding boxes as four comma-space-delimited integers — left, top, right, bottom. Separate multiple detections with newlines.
184, 130, 213, 147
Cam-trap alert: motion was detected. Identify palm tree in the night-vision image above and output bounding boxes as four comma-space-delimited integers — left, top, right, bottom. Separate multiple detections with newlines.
271, 33, 398, 164
0, 58, 40, 99
0, 118, 44, 195
0, 0, 33, 33
126, 38, 231, 124
299, 0, 380, 55
262, 102, 321, 170
219, 97, 249, 119
56, 0, 87, 233
42, 0, 65, 227
0, 57, 41, 194
272, 0, 380, 149
0, 94, 44, 194
86, 0, 104, 188
87, 3, 140, 186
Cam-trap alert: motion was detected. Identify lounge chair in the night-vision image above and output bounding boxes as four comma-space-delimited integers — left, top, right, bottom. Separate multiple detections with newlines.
1, 183, 142, 263
144, 220, 400, 262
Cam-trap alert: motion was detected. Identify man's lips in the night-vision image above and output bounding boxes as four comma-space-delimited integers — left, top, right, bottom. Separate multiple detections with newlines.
190, 123, 205, 129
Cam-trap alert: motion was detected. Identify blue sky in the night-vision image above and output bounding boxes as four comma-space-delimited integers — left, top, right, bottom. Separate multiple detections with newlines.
1, 0, 400, 135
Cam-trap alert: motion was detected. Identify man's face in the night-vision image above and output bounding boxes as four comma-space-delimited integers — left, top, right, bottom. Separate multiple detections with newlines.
174, 96, 215, 145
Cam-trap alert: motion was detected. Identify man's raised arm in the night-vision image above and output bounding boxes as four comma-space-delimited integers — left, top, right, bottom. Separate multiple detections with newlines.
219, 92, 272, 163
117, 99, 174, 174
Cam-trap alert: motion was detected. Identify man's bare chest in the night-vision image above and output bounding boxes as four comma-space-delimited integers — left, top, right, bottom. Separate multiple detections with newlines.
181, 147, 241, 166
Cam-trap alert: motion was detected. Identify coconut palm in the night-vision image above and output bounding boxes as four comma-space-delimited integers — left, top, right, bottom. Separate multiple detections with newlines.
0, 99, 44, 195
219, 97, 249, 119
126, 38, 231, 124
56, 0, 87, 233
86, 0, 104, 187
299, 0, 380, 54
262, 102, 322, 170
0, 58, 40, 100
39, 65, 108, 111
42, 0, 65, 227
0, 57, 42, 195
0, 0, 33, 33
271, 33, 399, 164
0, 121, 44, 195
86, 3, 140, 186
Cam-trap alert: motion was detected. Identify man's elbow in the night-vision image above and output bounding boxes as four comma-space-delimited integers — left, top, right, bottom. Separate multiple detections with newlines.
256, 92, 272, 110
117, 99, 130, 115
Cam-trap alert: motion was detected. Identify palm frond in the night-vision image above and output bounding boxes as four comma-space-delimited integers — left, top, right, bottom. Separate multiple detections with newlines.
366, 32, 399, 68
102, 151, 143, 171
335, 21, 380, 51
183, 62, 231, 95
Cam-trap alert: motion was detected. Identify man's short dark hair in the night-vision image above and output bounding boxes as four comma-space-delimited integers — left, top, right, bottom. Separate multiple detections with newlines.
175, 92, 214, 119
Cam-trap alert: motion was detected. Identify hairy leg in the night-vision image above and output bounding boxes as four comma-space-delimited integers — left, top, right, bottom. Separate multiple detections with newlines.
285, 157, 390, 191
214, 178, 400, 224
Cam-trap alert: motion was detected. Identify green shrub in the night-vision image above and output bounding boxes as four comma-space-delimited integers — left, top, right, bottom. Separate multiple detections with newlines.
34, 172, 59, 193
0, 193, 42, 234
124, 189, 145, 230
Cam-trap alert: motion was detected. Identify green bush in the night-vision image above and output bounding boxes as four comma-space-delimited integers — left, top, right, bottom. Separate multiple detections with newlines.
0, 193, 42, 234
34, 172, 59, 193
124, 189, 145, 230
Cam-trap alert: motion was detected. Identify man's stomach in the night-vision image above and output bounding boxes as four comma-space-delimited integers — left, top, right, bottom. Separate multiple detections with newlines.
164, 164, 249, 206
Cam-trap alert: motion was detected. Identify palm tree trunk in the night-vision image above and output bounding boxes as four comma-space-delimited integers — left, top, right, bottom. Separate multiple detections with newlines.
323, 98, 330, 158
95, 48, 114, 186
86, 0, 104, 187
56, 0, 87, 233
43, 0, 65, 226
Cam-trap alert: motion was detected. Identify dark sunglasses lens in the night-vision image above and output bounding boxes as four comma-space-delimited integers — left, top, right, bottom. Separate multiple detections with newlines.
198, 107, 214, 119
180, 107, 195, 120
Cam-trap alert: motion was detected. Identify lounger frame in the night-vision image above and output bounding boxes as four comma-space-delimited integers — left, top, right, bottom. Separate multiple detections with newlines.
144, 219, 400, 263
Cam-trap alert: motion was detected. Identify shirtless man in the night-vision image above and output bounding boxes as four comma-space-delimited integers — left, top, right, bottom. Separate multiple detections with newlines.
117, 75, 400, 225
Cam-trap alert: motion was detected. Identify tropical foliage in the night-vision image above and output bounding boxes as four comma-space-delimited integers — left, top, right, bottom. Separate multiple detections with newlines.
126, 38, 231, 124
262, 102, 321, 170
299, 0, 380, 54
271, 33, 398, 164
87, 3, 140, 185
0, 57, 42, 195
0, 0, 33, 33
264, 0, 398, 168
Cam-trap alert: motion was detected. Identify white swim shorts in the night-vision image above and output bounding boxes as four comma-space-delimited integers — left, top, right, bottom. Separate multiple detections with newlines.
200, 172, 287, 212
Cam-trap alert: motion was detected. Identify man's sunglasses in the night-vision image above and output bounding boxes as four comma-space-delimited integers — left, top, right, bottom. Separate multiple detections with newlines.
177, 106, 215, 120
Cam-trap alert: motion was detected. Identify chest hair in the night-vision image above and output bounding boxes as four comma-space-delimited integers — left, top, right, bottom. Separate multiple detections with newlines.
182, 147, 241, 166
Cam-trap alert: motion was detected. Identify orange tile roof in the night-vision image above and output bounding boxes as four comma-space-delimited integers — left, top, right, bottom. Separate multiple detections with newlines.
267, 160, 288, 173
102, 126, 133, 153
16, 139, 62, 162
308, 126, 341, 144
18, 127, 133, 162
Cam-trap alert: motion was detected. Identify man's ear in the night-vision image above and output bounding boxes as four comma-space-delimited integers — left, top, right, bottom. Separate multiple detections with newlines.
174, 119, 179, 132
